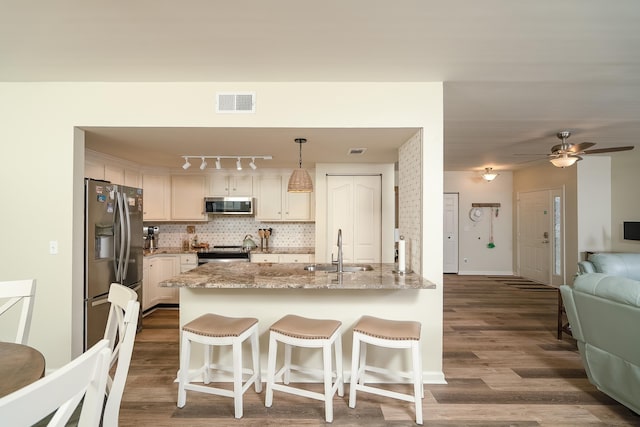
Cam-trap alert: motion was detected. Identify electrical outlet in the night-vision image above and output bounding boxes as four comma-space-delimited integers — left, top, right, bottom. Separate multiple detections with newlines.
49, 240, 58, 255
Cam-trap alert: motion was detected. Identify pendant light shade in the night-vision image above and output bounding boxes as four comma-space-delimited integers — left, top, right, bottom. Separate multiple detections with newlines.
288, 138, 313, 193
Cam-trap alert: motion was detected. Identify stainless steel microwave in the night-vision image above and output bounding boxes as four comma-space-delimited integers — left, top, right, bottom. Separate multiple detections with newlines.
204, 197, 254, 215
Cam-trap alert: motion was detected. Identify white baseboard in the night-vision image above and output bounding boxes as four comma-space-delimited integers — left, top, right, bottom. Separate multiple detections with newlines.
456, 270, 514, 276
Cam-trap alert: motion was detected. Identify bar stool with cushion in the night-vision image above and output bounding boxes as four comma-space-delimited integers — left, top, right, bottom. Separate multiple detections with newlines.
265, 314, 344, 423
177, 313, 261, 419
349, 315, 424, 425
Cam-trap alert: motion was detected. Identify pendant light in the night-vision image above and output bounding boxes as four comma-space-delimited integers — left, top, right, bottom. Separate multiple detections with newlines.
288, 138, 313, 193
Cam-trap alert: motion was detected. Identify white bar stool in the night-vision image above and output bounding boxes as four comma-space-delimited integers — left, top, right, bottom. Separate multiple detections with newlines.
349, 315, 424, 425
177, 313, 261, 419
265, 314, 344, 423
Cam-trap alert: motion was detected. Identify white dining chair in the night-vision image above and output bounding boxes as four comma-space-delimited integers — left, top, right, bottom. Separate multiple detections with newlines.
102, 283, 140, 427
0, 339, 112, 427
0, 279, 36, 345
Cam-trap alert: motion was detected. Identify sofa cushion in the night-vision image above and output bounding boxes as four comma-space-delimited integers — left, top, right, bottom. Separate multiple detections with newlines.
588, 253, 640, 281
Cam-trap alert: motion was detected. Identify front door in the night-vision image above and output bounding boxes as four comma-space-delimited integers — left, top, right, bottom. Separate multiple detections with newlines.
518, 189, 565, 284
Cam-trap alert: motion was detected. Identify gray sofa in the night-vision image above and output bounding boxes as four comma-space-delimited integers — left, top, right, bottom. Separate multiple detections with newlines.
561, 252, 640, 414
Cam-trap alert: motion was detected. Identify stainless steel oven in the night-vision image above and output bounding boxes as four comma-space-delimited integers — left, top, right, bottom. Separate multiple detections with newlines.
197, 246, 251, 265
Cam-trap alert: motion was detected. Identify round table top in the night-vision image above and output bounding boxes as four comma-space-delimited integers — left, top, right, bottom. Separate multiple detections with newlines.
0, 341, 45, 398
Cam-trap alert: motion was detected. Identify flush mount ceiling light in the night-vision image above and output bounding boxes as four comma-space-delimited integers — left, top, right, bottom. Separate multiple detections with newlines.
180, 155, 272, 171
182, 157, 191, 170
550, 153, 579, 168
288, 138, 313, 193
482, 167, 499, 182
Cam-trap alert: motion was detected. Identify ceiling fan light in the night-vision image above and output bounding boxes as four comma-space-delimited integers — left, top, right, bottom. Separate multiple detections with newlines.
482, 167, 498, 182
550, 154, 578, 168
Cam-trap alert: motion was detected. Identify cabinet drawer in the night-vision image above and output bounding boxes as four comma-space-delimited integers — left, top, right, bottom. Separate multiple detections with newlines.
180, 254, 198, 265
278, 254, 312, 263
251, 254, 280, 263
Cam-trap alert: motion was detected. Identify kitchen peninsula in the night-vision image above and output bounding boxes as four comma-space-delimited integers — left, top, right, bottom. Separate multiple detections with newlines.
160, 262, 444, 383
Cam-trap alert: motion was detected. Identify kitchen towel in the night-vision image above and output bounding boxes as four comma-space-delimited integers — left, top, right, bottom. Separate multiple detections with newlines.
398, 237, 406, 273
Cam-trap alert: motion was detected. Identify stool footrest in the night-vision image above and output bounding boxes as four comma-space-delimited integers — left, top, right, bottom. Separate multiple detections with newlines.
359, 364, 415, 382
270, 382, 340, 402
352, 383, 418, 404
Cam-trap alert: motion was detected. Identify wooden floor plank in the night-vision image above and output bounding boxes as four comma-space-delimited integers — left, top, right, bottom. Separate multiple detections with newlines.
118, 275, 640, 426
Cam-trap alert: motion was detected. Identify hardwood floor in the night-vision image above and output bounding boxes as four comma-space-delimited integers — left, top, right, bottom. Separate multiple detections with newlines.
119, 275, 640, 426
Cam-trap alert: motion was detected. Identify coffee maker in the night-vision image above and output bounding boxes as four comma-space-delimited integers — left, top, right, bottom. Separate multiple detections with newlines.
143, 226, 159, 250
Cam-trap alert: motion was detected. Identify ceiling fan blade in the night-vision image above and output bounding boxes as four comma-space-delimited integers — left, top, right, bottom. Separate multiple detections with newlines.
583, 146, 634, 154
550, 141, 596, 154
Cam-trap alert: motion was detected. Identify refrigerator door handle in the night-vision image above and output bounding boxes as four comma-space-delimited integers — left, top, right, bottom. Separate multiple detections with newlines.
122, 191, 132, 281
115, 190, 126, 282
91, 296, 110, 307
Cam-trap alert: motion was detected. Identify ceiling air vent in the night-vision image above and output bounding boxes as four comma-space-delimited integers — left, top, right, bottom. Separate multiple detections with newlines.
216, 92, 256, 113
348, 148, 367, 155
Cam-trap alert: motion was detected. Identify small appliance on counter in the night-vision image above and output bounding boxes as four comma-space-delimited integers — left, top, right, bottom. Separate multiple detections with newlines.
143, 226, 159, 250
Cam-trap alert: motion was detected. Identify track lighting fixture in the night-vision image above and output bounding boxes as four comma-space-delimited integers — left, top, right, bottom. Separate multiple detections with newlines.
182, 157, 191, 170
179, 155, 272, 171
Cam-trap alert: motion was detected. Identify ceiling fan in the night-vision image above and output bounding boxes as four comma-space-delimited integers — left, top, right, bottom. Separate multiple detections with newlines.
547, 131, 634, 168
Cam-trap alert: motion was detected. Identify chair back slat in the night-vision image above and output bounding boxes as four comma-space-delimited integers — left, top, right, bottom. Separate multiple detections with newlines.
0, 279, 36, 344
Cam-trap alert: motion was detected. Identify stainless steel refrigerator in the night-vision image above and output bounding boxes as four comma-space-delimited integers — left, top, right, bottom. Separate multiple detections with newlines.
84, 178, 143, 350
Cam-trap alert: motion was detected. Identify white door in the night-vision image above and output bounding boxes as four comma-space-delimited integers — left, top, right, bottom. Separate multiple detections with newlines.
443, 193, 459, 273
518, 189, 565, 284
327, 175, 381, 263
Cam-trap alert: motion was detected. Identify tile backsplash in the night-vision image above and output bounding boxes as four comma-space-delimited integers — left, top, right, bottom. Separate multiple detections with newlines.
147, 217, 315, 248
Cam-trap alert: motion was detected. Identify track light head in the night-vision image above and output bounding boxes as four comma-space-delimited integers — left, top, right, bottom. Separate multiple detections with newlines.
200, 157, 207, 170
182, 157, 191, 170
236, 158, 242, 170
215, 157, 221, 169
249, 157, 257, 170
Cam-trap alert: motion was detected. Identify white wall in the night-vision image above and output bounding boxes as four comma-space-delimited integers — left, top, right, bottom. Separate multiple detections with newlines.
444, 171, 514, 275
577, 157, 612, 254
0, 82, 444, 372
611, 149, 640, 252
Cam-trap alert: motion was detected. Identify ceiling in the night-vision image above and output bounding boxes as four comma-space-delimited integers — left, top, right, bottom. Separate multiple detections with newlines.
3, 1, 640, 171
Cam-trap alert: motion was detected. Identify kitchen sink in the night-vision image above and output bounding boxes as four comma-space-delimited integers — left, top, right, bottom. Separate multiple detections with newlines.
304, 264, 374, 273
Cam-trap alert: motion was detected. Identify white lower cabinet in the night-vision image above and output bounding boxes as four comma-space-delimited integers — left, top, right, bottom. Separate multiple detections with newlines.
180, 254, 198, 272
251, 253, 313, 263
143, 255, 180, 311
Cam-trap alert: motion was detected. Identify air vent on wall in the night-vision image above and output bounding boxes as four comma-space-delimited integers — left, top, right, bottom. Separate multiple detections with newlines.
216, 92, 256, 113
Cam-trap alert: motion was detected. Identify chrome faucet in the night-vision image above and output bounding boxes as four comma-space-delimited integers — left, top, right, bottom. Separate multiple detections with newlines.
333, 229, 344, 273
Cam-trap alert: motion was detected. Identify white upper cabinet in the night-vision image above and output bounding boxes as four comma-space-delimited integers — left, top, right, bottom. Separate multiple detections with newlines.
142, 174, 171, 221
209, 175, 253, 196
255, 173, 314, 222
171, 175, 207, 221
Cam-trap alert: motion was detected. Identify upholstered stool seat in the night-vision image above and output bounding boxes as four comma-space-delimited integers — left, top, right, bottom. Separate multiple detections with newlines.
177, 313, 261, 419
265, 314, 344, 423
349, 315, 424, 425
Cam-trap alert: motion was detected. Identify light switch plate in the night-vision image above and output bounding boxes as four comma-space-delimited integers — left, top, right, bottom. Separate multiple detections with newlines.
49, 240, 58, 255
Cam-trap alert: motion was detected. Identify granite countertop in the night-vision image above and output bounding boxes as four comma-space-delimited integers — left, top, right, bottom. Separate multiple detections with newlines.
250, 247, 315, 255
143, 247, 196, 256
159, 262, 435, 290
